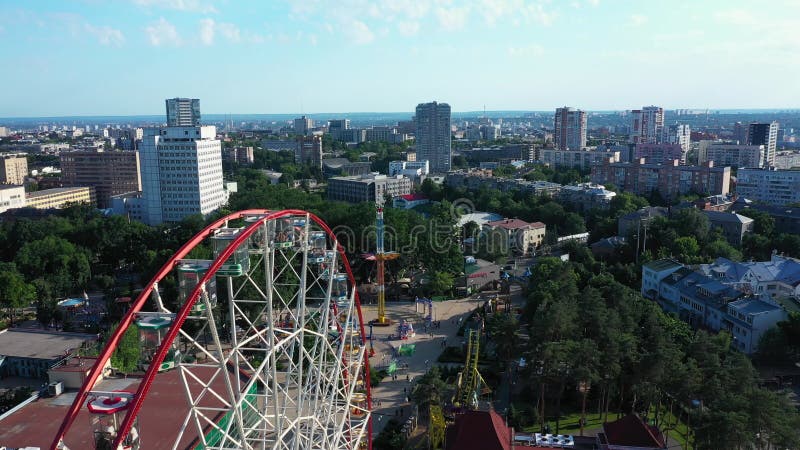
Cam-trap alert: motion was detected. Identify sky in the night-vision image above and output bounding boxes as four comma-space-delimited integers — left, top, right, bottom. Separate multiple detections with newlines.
1, 0, 799, 117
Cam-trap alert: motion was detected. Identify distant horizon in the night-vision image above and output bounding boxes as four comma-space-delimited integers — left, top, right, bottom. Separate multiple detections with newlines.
3, 107, 800, 123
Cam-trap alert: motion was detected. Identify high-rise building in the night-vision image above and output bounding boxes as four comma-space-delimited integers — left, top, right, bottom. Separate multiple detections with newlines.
733, 122, 748, 144
554, 107, 587, 150
294, 116, 314, 136
737, 168, 800, 206
629, 106, 664, 144
60, 149, 141, 208
664, 124, 691, 152
415, 101, 452, 172
747, 122, 778, 167
328, 119, 350, 132
165, 98, 201, 127
0, 155, 28, 185
295, 136, 323, 169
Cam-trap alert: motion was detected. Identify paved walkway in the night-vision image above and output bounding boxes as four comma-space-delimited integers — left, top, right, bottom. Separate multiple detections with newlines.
360, 295, 487, 437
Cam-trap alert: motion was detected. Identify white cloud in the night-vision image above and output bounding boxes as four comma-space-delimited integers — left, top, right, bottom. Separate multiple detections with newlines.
507, 44, 545, 57
84, 24, 125, 46
713, 9, 757, 26
218, 22, 241, 42
343, 19, 374, 44
133, 0, 217, 14
145, 17, 181, 46
435, 6, 470, 31
199, 18, 214, 45
397, 21, 420, 36
629, 14, 648, 26
309, 34, 318, 45
587, 0, 599, 5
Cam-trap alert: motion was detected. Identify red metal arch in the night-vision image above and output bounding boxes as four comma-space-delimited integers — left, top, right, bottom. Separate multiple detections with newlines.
51, 209, 372, 450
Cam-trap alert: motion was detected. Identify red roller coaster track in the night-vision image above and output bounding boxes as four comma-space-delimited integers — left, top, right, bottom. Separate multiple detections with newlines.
50, 209, 372, 450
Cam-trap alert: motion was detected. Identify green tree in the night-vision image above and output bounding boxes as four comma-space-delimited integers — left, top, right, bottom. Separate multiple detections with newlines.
427, 271, 454, 297
0, 262, 36, 323
110, 323, 141, 373
15, 235, 91, 296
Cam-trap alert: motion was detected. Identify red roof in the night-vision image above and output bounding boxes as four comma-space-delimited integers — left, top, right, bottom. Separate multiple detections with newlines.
602, 414, 666, 448
486, 219, 545, 230
399, 193, 428, 201
446, 410, 511, 450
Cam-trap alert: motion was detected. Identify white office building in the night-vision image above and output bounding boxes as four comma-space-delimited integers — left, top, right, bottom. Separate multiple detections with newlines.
0, 185, 25, 213
388, 160, 430, 177
737, 168, 800, 206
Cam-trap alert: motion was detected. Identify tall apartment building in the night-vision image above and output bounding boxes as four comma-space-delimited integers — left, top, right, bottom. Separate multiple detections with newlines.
554, 107, 587, 150
327, 173, 412, 204
699, 143, 765, 169
295, 136, 323, 169
591, 158, 731, 200
664, 124, 691, 152
415, 101, 452, 172
736, 168, 800, 206
294, 116, 314, 136
629, 106, 664, 144
0, 154, 28, 185
165, 98, 201, 127
60, 149, 141, 208
747, 122, 778, 167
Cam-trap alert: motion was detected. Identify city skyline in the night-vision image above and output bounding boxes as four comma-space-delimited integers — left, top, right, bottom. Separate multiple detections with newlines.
2, 0, 800, 117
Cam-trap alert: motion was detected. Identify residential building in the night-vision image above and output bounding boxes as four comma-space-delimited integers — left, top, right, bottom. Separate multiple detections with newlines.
0, 154, 28, 184
0, 185, 25, 213
59, 149, 141, 208
0, 329, 96, 379
165, 98, 200, 127
26, 186, 96, 209
261, 139, 298, 152
633, 143, 685, 165
482, 218, 546, 255
327, 173, 412, 204
699, 255, 800, 302
773, 151, 800, 169
694, 194, 734, 212
703, 211, 754, 245
732, 203, 800, 235
747, 122, 778, 166
223, 146, 254, 165
733, 121, 748, 144
445, 169, 561, 196
590, 236, 627, 259
736, 167, 800, 206
294, 115, 314, 136
392, 193, 430, 209
322, 158, 371, 177
597, 414, 667, 450
725, 298, 786, 354
591, 158, 731, 200
388, 160, 430, 177
295, 135, 323, 169
699, 143, 766, 168
0, 126, 9, 137
461, 144, 535, 164
618, 206, 669, 237
629, 106, 664, 144
540, 147, 620, 170
664, 124, 691, 152
558, 183, 617, 211
554, 106, 587, 150
415, 101, 452, 172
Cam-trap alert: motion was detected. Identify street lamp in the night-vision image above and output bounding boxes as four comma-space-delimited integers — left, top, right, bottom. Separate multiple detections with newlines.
578, 380, 591, 437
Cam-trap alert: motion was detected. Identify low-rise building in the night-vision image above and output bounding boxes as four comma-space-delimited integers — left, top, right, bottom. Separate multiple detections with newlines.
597, 414, 667, 450
642, 258, 790, 354
392, 193, 430, 209
322, 158, 372, 178
618, 206, 669, 237
26, 186, 96, 209
482, 218, 546, 255
388, 160, 430, 177
0, 329, 97, 379
703, 211, 754, 245
460, 144, 535, 164
327, 173, 412, 204
445, 169, 561, 197
558, 183, 616, 211
0, 184, 25, 213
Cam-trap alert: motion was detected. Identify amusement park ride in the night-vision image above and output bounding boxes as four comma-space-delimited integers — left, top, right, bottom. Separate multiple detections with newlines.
363, 207, 398, 327
50, 209, 372, 450
455, 329, 488, 410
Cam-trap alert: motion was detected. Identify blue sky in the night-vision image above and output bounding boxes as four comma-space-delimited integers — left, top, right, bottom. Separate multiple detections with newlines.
1, 0, 799, 117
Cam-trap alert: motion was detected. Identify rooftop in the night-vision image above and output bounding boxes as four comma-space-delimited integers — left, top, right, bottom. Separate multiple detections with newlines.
600, 414, 666, 449
643, 259, 683, 272
0, 329, 95, 360
27, 186, 92, 198
704, 210, 754, 224
486, 218, 545, 230
728, 298, 783, 315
